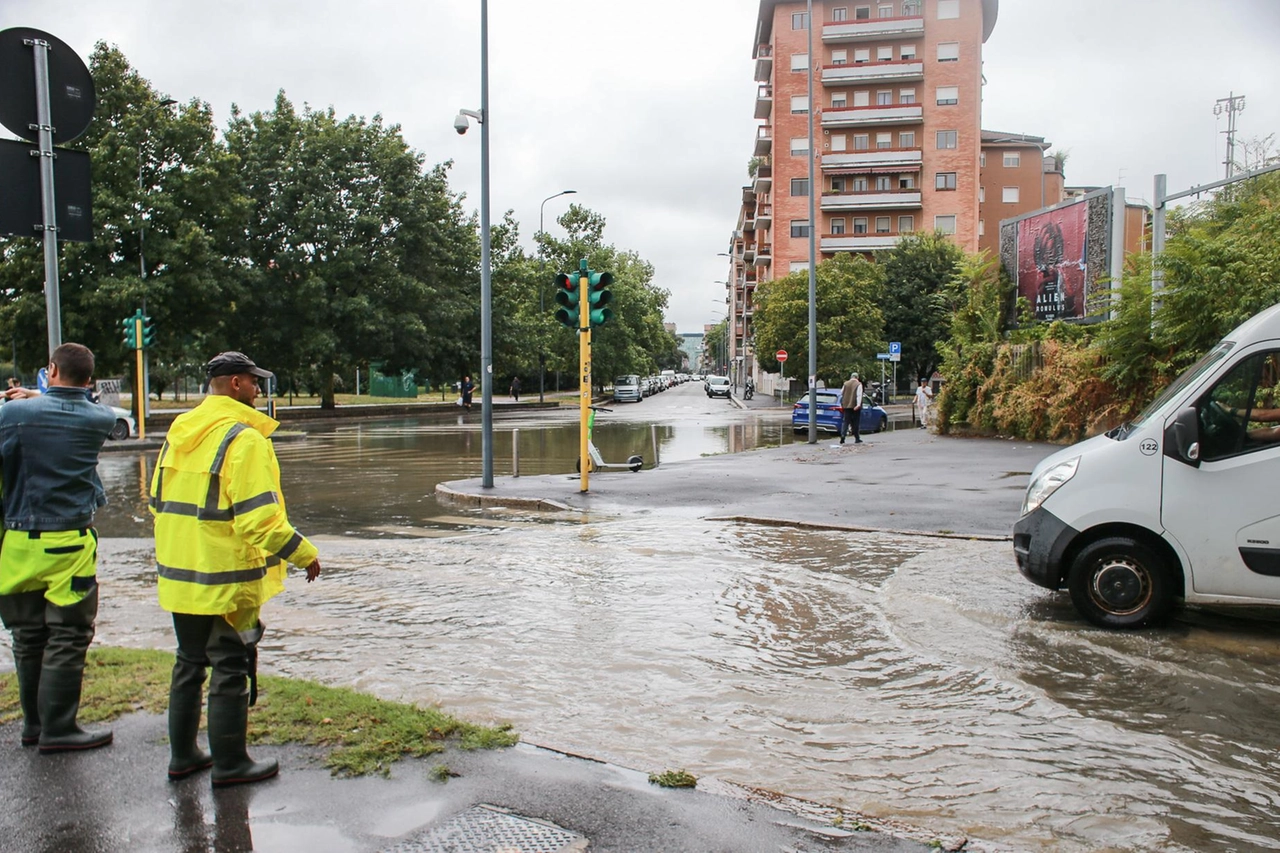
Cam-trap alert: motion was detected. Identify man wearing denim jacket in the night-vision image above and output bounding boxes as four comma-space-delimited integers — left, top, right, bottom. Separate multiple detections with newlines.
0, 343, 116, 752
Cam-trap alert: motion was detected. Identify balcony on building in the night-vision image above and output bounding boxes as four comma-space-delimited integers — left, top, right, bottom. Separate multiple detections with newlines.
755, 84, 772, 120
820, 232, 906, 252
754, 124, 772, 157
755, 242, 772, 265
752, 164, 772, 196
822, 14, 924, 44
743, 241, 756, 264
822, 60, 923, 87
822, 147, 922, 172
821, 104, 923, 128
754, 201, 772, 230
821, 190, 922, 212
754, 44, 772, 83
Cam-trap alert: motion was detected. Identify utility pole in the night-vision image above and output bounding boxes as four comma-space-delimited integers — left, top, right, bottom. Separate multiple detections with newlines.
1214, 92, 1245, 179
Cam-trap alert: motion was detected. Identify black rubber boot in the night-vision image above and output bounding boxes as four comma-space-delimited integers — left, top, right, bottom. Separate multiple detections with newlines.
16, 654, 42, 746
208, 693, 277, 788
0, 590, 50, 746
168, 658, 212, 780
36, 665, 112, 753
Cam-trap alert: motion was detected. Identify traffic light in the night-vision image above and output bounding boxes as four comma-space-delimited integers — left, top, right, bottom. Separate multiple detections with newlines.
141, 316, 156, 348
587, 271, 613, 327
121, 315, 137, 349
553, 272, 580, 329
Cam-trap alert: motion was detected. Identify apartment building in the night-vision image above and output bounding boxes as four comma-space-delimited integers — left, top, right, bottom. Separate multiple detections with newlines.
729, 0, 998, 388
977, 130, 1065, 258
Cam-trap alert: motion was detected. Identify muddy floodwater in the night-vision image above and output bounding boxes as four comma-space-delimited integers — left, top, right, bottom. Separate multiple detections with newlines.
44, 414, 1280, 850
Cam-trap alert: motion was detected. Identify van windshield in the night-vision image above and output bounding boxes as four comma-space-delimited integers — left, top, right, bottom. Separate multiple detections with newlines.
615, 376, 637, 385
1121, 342, 1234, 436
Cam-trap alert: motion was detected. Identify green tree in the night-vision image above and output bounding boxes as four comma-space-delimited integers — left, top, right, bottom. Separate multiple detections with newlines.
877, 231, 965, 382
752, 253, 885, 386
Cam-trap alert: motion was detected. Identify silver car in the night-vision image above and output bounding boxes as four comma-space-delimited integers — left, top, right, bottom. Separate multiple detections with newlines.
613, 375, 643, 403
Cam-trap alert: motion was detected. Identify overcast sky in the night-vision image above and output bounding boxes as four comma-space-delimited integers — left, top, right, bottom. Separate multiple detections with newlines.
3, 0, 1277, 335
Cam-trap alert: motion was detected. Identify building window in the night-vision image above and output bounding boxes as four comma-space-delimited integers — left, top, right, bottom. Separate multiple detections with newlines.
901, 44, 917, 60
877, 46, 893, 61
899, 130, 915, 147
852, 176, 869, 191
1004, 151, 1021, 167
978, 219, 985, 236
853, 90, 870, 107
875, 176, 892, 191
790, 220, 810, 238
791, 178, 809, 196
937, 0, 959, 19
935, 215, 957, 234
1002, 186, 1020, 203
876, 90, 892, 105
937, 42, 959, 62
935, 172, 957, 190
831, 218, 846, 235
878, 5, 893, 18
831, 92, 847, 108
853, 217, 868, 234
792, 11, 809, 29
855, 6, 871, 19
790, 137, 809, 155
936, 86, 958, 105
979, 186, 985, 202
903, 0, 921, 14
791, 95, 809, 114
898, 215, 915, 233
875, 216, 891, 233
899, 174, 915, 189
831, 49, 848, 65
789, 261, 810, 273
936, 130, 958, 149
791, 53, 809, 71
831, 134, 847, 152
899, 88, 916, 104
853, 133, 870, 150
832, 7, 848, 22
876, 132, 892, 149
980, 151, 987, 167
831, 177, 846, 192
854, 48, 871, 63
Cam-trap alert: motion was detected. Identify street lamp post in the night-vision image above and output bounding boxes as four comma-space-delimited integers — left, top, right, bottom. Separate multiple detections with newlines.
805, 0, 818, 444
538, 189, 577, 403
137, 98, 176, 422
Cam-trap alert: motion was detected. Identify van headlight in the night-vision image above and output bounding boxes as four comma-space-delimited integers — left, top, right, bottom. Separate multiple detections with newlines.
1021, 456, 1080, 517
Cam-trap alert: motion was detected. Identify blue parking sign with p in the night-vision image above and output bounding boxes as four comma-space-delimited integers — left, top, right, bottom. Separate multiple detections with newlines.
889, 342, 901, 355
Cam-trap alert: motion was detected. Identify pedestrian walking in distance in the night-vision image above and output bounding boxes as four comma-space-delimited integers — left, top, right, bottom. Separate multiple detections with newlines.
509, 376, 521, 402
0, 343, 116, 753
461, 375, 475, 410
151, 351, 321, 787
840, 372, 864, 445
915, 379, 933, 429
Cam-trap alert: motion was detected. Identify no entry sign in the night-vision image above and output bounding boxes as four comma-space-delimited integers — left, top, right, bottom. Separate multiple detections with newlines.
776, 349, 788, 363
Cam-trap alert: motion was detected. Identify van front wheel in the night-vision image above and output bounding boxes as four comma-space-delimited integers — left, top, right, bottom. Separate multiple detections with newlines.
1067, 537, 1175, 630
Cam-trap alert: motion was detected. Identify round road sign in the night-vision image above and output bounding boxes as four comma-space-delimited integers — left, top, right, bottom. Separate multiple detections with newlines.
776, 350, 788, 363
0, 27, 96, 144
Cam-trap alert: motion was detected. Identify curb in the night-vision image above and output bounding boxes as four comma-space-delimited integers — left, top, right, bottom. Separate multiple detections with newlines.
705, 515, 1010, 542
434, 482, 573, 513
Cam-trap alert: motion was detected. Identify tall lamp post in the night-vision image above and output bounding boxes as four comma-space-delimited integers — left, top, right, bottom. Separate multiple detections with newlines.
538, 189, 576, 403
138, 98, 176, 421
454, 0, 494, 487
805, 0, 818, 444
713, 279, 733, 388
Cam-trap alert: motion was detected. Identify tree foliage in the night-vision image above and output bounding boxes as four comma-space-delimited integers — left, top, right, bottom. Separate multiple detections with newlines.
876, 231, 964, 382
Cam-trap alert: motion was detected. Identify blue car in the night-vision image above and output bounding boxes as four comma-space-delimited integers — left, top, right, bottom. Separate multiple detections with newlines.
791, 389, 888, 434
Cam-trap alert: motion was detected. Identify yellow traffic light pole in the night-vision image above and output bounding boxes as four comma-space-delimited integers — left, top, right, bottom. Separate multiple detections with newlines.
578, 269, 591, 493
133, 316, 146, 440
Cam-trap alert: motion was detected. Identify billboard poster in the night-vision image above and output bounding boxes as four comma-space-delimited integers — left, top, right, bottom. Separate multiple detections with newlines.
1014, 200, 1089, 322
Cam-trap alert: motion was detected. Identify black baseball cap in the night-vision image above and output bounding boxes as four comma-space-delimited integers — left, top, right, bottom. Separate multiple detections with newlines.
204, 351, 273, 380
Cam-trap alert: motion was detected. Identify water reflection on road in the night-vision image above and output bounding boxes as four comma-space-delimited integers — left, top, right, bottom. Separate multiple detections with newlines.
84, 407, 1280, 852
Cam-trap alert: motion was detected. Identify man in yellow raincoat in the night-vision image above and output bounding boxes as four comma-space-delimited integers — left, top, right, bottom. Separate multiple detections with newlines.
151, 351, 320, 787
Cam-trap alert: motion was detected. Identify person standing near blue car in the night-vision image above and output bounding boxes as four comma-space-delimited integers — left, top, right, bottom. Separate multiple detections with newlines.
0, 342, 116, 752
839, 371, 864, 445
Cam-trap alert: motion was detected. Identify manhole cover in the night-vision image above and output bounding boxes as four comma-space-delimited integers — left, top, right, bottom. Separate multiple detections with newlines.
382, 804, 586, 853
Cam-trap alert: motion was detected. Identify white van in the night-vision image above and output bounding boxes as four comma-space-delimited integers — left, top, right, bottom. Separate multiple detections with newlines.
1015, 302, 1280, 629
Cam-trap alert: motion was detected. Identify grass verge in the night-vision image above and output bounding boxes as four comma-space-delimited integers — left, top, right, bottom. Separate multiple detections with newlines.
0, 647, 518, 777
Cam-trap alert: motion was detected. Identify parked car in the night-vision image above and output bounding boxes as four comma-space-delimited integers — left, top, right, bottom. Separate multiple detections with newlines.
706, 376, 731, 398
109, 406, 136, 440
613, 375, 643, 404
791, 390, 888, 434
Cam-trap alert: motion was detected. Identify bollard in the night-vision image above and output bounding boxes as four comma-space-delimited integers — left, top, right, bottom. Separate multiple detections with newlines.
512, 428, 520, 478
651, 424, 660, 469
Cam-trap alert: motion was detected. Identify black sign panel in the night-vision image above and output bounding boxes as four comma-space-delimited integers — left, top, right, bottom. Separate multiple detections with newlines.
0, 138, 93, 242
0, 27, 95, 144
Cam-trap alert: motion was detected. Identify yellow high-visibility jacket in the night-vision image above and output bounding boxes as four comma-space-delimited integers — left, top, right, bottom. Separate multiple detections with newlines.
150, 395, 317, 615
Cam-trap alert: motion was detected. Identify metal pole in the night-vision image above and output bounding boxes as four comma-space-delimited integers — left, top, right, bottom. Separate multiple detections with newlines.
512, 428, 519, 478
805, 0, 818, 444
539, 190, 577, 404
30, 38, 61, 356
1152, 174, 1166, 299
578, 267, 591, 493
651, 424, 660, 469
136, 99, 174, 421
479, 0, 494, 488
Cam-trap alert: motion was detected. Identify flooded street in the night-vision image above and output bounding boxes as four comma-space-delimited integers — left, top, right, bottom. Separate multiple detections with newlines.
32, 388, 1280, 850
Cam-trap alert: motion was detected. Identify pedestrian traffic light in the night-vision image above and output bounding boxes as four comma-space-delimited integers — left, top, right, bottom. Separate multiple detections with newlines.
121, 316, 137, 349
141, 316, 156, 348
587, 271, 613, 327
553, 271, 580, 329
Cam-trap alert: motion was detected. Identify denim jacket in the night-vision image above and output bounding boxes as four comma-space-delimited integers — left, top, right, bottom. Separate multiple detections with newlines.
0, 387, 115, 531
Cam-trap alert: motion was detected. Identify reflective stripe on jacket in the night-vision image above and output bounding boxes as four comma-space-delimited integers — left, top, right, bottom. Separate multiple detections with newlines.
150, 395, 317, 615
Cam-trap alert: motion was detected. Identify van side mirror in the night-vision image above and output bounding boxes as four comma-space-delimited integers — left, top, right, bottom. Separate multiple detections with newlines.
1163, 406, 1201, 467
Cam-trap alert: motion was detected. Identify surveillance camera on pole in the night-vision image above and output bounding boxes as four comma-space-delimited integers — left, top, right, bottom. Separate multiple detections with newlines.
454, 108, 481, 136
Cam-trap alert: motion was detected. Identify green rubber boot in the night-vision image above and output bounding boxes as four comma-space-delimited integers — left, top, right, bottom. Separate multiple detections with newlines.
208, 693, 277, 788
36, 665, 112, 753
168, 658, 212, 780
